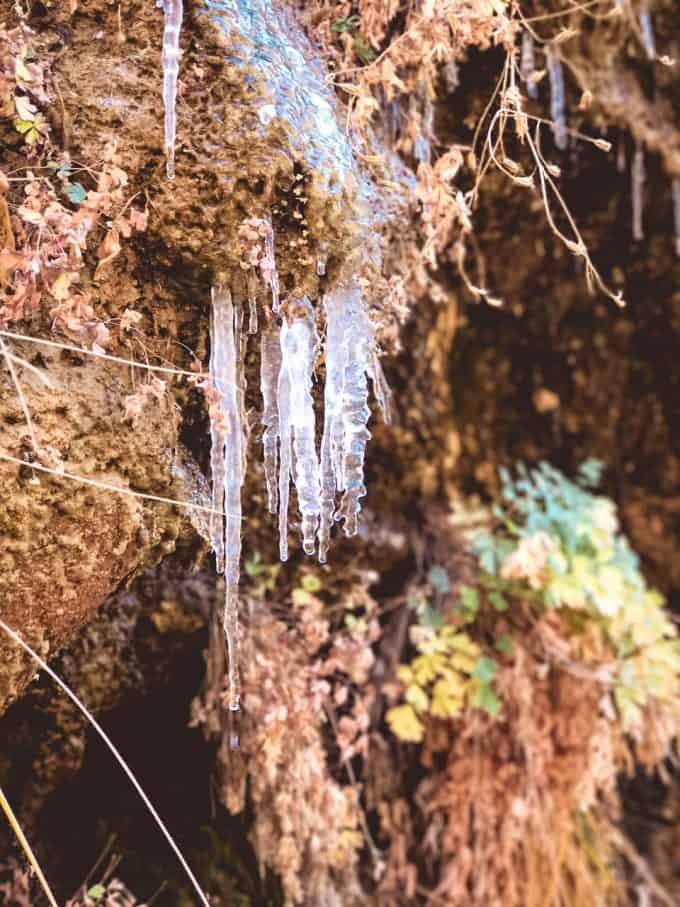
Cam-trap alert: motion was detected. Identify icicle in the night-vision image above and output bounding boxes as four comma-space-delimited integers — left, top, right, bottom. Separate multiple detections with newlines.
520, 32, 538, 100
316, 241, 328, 277
632, 143, 645, 241
672, 178, 680, 258
277, 334, 292, 562
547, 47, 567, 151
278, 297, 321, 557
248, 296, 258, 335
264, 220, 280, 313
336, 288, 372, 538
236, 303, 248, 475
617, 138, 627, 174
210, 286, 245, 712
160, 0, 183, 180
246, 272, 258, 334
209, 297, 226, 574
260, 324, 281, 515
639, 5, 656, 60
318, 287, 350, 563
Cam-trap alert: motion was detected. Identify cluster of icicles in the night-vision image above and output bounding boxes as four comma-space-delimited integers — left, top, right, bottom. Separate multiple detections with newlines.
207, 279, 389, 711
520, 27, 680, 254
155, 0, 390, 713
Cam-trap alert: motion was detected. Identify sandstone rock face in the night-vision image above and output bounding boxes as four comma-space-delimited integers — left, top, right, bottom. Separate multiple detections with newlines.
0, 344, 182, 711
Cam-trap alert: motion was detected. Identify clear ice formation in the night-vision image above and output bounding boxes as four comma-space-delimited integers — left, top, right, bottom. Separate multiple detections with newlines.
278, 298, 322, 560
520, 32, 538, 100
639, 7, 656, 60
198, 0, 389, 703
318, 283, 374, 561
632, 144, 645, 242
547, 47, 567, 151
260, 324, 282, 515
264, 220, 280, 314
318, 287, 349, 564
209, 287, 245, 711
210, 279, 382, 580
206, 275, 386, 709
335, 288, 372, 539
160, 0, 183, 180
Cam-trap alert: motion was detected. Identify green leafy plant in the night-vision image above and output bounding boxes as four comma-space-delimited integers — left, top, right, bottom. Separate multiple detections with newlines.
331, 14, 361, 33
473, 460, 680, 729
387, 461, 680, 743
244, 551, 280, 595
387, 626, 501, 742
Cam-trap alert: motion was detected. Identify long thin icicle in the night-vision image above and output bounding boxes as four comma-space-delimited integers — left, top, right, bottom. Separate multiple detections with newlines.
261, 324, 281, 514
546, 46, 567, 151
264, 219, 280, 313
318, 287, 350, 563
639, 5, 656, 60
209, 299, 226, 574
160, 0, 183, 180
520, 32, 538, 100
632, 143, 645, 242
277, 332, 292, 561
336, 289, 372, 538
278, 298, 321, 557
210, 286, 244, 711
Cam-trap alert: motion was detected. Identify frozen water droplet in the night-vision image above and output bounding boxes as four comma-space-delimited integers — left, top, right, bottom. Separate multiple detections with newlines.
258, 103, 277, 125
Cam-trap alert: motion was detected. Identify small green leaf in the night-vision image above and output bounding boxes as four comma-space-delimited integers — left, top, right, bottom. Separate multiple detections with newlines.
66, 181, 87, 204
428, 565, 450, 595
495, 634, 513, 654
459, 586, 479, 620
245, 552, 263, 576
331, 14, 360, 33
407, 593, 422, 611
87, 884, 105, 901
301, 573, 322, 593
473, 683, 502, 716
472, 656, 498, 684
489, 591, 508, 612
353, 33, 376, 64
422, 605, 445, 631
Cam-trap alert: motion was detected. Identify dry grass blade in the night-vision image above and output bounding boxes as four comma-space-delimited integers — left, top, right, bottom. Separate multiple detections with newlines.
0, 449, 222, 517
0, 335, 39, 454
0, 618, 211, 907
0, 784, 60, 907
0, 329, 205, 379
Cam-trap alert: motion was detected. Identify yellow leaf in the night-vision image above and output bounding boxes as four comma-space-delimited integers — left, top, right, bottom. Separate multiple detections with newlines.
431, 676, 465, 718
405, 684, 429, 713
397, 665, 413, 685
386, 704, 424, 743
